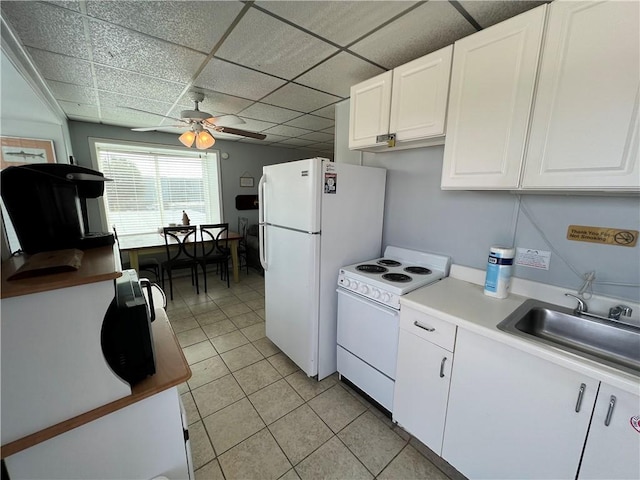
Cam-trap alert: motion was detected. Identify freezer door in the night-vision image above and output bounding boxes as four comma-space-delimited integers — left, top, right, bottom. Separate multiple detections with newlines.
264, 224, 320, 377
262, 158, 321, 232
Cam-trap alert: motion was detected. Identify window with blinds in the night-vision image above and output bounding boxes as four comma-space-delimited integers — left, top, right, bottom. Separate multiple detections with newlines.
95, 142, 222, 236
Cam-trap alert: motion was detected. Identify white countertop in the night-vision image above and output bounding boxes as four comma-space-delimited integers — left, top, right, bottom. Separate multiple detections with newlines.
401, 276, 640, 395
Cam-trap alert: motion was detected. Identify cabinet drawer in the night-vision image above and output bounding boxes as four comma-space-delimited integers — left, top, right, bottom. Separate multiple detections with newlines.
400, 306, 456, 351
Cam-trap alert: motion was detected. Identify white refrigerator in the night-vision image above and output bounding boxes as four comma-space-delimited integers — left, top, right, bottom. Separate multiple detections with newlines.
258, 158, 386, 380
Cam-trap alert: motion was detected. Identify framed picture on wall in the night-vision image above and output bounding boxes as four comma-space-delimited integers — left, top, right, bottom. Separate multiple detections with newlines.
1, 137, 56, 169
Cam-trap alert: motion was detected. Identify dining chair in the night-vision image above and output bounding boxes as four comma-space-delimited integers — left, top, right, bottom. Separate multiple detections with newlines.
112, 226, 160, 281
199, 223, 231, 290
161, 225, 202, 300
237, 216, 250, 275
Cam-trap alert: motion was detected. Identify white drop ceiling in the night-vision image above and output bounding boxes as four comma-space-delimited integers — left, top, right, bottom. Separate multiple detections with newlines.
1, 0, 547, 155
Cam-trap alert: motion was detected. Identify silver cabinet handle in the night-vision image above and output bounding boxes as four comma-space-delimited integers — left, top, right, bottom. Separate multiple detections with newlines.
605, 395, 616, 426
575, 383, 586, 412
439, 357, 447, 378
413, 320, 435, 332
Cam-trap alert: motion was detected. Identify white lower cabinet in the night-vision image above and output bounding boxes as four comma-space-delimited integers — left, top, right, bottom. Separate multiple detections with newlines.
441, 328, 598, 480
579, 383, 640, 480
393, 330, 453, 455
393, 306, 456, 455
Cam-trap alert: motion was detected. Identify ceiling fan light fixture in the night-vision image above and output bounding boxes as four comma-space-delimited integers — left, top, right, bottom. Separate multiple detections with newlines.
179, 130, 196, 148
195, 129, 215, 149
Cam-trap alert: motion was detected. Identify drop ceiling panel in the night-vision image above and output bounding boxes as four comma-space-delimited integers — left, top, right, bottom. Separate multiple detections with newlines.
261, 83, 341, 112
239, 103, 302, 124
234, 118, 277, 133
58, 101, 99, 118
255, 1, 420, 47
349, 1, 476, 69
295, 51, 385, 97
276, 137, 317, 147
94, 65, 186, 103
459, 1, 548, 29
1, 2, 89, 59
48, 81, 97, 104
86, 0, 244, 53
195, 58, 287, 101
298, 131, 334, 143
263, 124, 312, 138
25, 48, 94, 87
310, 104, 336, 120
97, 92, 175, 120
89, 20, 207, 83
181, 91, 254, 116
285, 115, 334, 131
215, 8, 338, 80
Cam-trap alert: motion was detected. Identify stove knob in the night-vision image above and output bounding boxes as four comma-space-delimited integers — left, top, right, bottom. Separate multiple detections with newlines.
359, 284, 369, 295
349, 280, 358, 290
381, 292, 391, 302
372, 288, 381, 299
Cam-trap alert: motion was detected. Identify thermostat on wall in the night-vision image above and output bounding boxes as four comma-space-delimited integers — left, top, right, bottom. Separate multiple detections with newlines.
221, 152, 229, 159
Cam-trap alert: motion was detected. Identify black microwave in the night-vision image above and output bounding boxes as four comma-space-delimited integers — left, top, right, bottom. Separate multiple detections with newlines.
101, 269, 157, 386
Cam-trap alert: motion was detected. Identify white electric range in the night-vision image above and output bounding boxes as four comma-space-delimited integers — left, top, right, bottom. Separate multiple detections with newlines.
336, 246, 451, 412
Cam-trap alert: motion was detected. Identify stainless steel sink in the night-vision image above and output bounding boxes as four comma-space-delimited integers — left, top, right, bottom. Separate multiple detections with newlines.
497, 299, 640, 376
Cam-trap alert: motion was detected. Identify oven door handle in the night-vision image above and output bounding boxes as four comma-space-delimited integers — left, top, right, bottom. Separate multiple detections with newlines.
337, 287, 398, 315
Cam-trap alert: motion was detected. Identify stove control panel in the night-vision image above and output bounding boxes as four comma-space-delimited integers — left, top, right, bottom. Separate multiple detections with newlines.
337, 273, 400, 309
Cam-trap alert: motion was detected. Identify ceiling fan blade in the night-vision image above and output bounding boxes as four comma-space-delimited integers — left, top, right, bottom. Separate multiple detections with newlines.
216, 126, 267, 140
205, 115, 245, 127
131, 125, 186, 132
120, 106, 186, 123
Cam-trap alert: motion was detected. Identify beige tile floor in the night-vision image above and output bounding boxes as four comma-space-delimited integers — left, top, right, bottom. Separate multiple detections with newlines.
165, 270, 460, 480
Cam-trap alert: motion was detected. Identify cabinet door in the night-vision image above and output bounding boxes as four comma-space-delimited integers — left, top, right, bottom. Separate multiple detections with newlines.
522, 1, 640, 191
579, 384, 640, 480
442, 329, 598, 480
349, 71, 392, 149
390, 45, 452, 142
441, 5, 546, 189
393, 329, 452, 455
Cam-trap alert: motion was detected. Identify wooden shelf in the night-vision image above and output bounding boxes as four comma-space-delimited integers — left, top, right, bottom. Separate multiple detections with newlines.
0, 310, 191, 459
1, 246, 121, 299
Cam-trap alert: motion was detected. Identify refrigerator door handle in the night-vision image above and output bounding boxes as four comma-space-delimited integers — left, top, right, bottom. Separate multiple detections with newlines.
258, 173, 268, 270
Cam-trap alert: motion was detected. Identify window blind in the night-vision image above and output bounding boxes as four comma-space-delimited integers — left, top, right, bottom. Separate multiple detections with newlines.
95, 143, 221, 236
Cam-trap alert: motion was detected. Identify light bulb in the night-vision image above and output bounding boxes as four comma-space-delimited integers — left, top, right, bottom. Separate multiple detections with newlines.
196, 130, 215, 149
179, 130, 196, 148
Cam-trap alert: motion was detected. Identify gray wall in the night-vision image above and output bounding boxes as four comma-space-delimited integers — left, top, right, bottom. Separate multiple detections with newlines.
364, 147, 640, 303
68, 121, 318, 233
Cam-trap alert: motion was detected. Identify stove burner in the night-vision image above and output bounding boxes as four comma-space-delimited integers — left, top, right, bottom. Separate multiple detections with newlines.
378, 259, 402, 267
356, 264, 388, 274
404, 266, 432, 275
382, 273, 412, 283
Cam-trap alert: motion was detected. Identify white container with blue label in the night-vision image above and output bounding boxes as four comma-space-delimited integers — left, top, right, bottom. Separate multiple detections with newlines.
484, 246, 515, 299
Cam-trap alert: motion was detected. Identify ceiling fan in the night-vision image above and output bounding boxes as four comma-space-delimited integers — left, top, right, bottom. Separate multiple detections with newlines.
127, 92, 266, 149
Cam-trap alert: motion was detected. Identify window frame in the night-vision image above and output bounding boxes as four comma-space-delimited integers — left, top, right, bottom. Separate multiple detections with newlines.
89, 137, 223, 236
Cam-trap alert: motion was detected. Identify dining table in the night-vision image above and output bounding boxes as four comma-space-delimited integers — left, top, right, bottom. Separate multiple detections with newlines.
118, 230, 244, 283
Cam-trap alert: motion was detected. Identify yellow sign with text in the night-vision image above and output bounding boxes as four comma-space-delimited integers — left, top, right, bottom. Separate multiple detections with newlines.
567, 225, 638, 247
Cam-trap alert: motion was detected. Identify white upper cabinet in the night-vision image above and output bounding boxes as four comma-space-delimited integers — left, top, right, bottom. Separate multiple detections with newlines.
349, 46, 453, 152
349, 71, 393, 150
441, 5, 546, 189
521, 0, 640, 191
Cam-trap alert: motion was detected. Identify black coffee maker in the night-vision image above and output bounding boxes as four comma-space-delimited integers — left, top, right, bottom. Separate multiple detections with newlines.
1, 163, 114, 254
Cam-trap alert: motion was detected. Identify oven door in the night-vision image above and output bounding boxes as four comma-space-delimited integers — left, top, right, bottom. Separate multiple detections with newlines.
336, 288, 399, 379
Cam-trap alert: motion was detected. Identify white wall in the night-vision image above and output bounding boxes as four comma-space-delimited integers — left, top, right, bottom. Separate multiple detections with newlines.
364, 148, 640, 303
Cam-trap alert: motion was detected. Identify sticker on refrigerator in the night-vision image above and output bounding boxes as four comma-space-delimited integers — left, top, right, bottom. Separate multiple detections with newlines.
631, 415, 640, 433
324, 172, 337, 194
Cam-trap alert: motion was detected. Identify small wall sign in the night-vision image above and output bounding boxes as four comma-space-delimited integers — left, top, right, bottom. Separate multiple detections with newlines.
567, 225, 638, 247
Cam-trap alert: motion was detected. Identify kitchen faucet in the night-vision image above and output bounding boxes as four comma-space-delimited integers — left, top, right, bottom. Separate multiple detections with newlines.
565, 293, 633, 323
